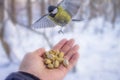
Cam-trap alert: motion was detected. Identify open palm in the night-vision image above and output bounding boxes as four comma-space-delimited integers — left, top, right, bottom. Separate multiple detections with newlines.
19, 39, 79, 80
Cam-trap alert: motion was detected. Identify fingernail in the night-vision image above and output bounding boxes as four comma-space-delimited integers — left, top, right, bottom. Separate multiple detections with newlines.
61, 38, 67, 42
75, 45, 80, 49
69, 39, 75, 43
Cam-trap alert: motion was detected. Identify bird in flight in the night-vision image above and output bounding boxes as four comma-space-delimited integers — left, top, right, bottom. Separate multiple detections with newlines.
31, 0, 81, 33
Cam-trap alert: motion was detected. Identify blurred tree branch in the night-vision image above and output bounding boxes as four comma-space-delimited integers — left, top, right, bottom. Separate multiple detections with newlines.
40, 0, 46, 15
0, 0, 11, 60
48, 0, 58, 5
27, 0, 32, 27
7, 0, 17, 24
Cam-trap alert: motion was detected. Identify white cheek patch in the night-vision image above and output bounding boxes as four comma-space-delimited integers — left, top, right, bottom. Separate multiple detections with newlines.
52, 8, 58, 14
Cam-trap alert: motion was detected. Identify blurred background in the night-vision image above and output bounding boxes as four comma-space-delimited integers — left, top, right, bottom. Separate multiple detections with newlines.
0, 0, 120, 80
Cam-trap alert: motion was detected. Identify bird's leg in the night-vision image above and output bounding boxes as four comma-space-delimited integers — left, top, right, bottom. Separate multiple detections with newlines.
58, 30, 64, 34
58, 27, 64, 34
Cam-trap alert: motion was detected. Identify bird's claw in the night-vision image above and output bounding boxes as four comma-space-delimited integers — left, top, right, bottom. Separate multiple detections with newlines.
58, 30, 64, 34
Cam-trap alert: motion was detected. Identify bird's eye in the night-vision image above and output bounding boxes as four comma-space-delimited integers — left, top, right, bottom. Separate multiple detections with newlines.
52, 8, 58, 14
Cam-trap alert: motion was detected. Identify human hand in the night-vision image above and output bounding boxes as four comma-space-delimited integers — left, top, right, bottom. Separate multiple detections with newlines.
19, 39, 80, 80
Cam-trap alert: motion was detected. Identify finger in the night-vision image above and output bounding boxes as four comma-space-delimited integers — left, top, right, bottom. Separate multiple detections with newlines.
65, 45, 79, 60
58, 53, 79, 72
53, 39, 68, 50
60, 39, 75, 54
68, 53, 79, 70
58, 56, 70, 72
34, 48, 45, 56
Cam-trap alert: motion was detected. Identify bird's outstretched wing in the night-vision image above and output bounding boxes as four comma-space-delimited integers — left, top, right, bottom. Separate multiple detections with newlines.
31, 14, 56, 29
58, 0, 80, 18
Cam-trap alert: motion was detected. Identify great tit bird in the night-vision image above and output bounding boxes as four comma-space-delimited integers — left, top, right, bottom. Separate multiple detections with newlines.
32, 0, 81, 33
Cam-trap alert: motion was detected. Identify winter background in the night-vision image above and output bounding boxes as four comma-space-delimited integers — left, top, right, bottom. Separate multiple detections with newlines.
0, 0, 120, 80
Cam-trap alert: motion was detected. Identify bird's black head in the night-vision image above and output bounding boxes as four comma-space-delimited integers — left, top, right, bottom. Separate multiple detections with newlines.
48, 6, 57, 13
48, 6, 58, 17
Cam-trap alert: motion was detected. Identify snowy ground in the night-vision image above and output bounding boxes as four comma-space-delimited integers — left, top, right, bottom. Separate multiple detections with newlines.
0, 17, 120, 80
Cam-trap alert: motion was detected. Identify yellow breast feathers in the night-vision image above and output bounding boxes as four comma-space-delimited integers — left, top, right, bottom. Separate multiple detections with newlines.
55, 6, 71, 24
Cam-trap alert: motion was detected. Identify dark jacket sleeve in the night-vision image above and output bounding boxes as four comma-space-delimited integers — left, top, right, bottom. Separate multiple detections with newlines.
5, 71, 40, 80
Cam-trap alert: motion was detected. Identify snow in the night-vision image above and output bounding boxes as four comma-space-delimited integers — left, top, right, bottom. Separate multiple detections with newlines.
0, 41, 10, 66
0, 17, 120, 80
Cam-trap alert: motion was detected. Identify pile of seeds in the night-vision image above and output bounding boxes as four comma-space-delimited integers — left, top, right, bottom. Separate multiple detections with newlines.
43, 50, 69, 69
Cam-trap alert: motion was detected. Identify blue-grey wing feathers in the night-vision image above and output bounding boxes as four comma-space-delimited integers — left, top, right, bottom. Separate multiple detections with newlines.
31, 15, 56, 29
59, 0, 80, 18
